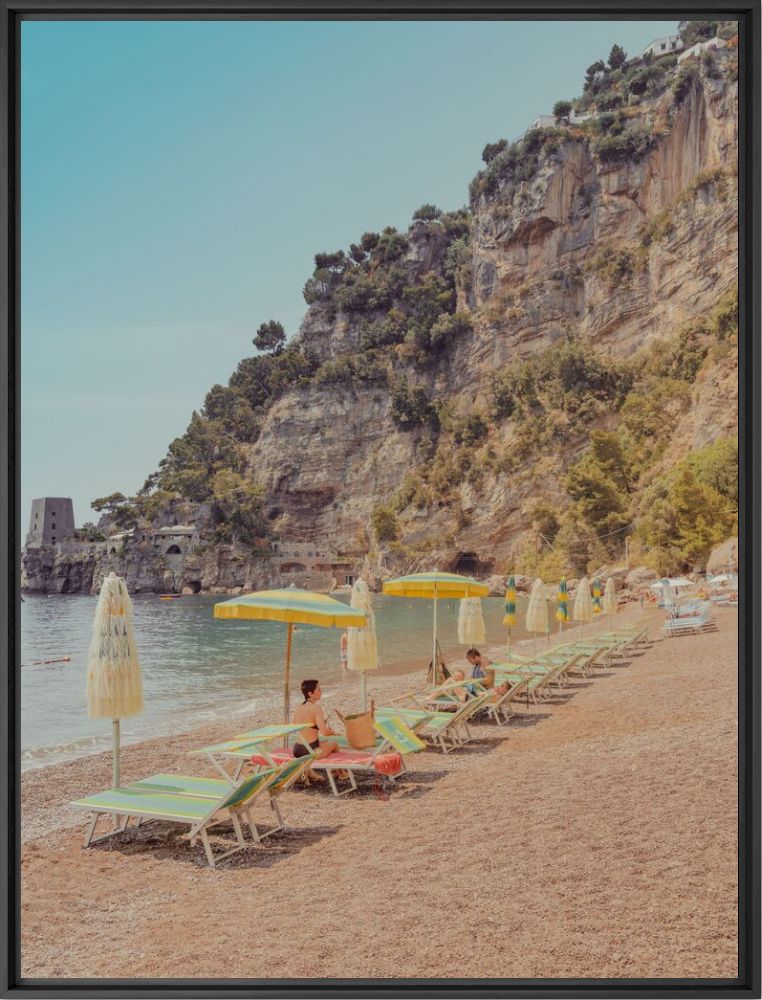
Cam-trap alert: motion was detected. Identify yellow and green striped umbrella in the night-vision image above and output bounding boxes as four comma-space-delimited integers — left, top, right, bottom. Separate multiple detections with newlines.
503, 575, 517, 651
592, 577, 603, 615
556, 577, 569, 632
383, 571, 489, 686
214, 587, 367, 723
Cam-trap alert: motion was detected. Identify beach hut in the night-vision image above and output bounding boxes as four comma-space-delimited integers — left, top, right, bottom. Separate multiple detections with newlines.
383, 571, 489, 688
86, 572, 143, 788
214, 587, 367, 723
347, 579, 378, 710
458, 597, 486, 646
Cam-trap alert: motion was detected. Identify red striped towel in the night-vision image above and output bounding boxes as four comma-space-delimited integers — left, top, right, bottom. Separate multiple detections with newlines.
373, 752, 403, 776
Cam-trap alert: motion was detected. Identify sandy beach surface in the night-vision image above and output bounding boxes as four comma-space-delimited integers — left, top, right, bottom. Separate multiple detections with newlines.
20, 606, 738, 982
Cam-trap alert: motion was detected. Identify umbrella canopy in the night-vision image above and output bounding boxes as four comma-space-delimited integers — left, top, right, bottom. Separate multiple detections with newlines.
556, 578, 569, 624
86, 572, 143, 788
573, 577, 594, 623
383, 571, 489, 600
592, 577, 603, 615
383, 571, 489, 687
214, 587, 366, 723
458, 597, 486, 645
526, 578, 549, 635
347, 579, 378, 709
603, 577, 618, 617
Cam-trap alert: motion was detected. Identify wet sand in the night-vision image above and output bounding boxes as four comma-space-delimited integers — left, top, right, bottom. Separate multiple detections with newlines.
20, 607, 738, 981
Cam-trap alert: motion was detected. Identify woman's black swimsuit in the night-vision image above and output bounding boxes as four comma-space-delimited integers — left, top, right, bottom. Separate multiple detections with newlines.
293, 735, 320, 758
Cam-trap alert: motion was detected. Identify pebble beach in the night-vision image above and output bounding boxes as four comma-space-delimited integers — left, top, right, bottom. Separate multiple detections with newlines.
20, 605, 738, 981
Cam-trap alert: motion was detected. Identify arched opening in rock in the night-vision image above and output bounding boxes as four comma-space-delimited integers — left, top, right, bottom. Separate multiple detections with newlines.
281, 562, 307, 573
186, 580, 202, 594
166, 545, 182, 555
109, 547, 117, 555
452, 551, 493, 576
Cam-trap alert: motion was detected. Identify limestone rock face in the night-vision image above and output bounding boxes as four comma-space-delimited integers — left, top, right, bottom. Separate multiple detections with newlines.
23, 59, 739, 594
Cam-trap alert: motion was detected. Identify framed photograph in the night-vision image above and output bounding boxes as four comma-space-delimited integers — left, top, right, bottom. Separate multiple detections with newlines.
2, 1, 759, 996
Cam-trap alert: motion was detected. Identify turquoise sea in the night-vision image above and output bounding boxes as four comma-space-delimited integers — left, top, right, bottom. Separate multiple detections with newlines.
20, 591, 541, 770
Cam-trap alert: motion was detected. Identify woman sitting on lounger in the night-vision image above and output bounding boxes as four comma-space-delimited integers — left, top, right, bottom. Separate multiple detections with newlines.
292, 679, 340, 761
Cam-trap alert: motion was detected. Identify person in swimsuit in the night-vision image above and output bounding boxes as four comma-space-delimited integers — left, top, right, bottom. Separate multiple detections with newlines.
292, 679, 340, 766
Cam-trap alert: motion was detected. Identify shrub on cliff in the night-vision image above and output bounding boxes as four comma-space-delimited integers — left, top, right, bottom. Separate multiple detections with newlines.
390, 378, 435, 428
672, 64, 697, 104
412, 203, 442, 222
253, 320, 286, 355
371, 504, 399, 543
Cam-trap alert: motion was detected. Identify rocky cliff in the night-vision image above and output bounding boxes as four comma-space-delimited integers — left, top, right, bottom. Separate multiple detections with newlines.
22, 39, 739, 594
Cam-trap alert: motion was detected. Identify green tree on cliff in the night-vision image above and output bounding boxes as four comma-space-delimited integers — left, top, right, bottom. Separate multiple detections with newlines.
253, 320, 286, 355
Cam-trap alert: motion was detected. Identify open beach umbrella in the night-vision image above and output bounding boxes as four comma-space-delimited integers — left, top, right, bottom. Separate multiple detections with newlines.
503, 576, 517, 652
526, 578, 549, 653
214, 587, 367, 723
458, 597, 486, 646
383, 571, 489, 687
347, 579, 378, 710
603, 577, 618, 629
556, 578, 569, 637
573, 576, 594, 638
86, 572, 143, 788
592, 577, 603, 615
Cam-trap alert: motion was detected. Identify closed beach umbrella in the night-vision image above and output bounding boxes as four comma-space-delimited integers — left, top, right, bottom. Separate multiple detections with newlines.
214, 587, 366, 723
556, 577, 569, 636
86, 572, 143, 788
592, 577, 603, 615
383, 571, 489, 687
603, 577, 618, 628
458, 597, 486, 646
573, 576, 594, 637
347, 579, 378, 710
526, 578, 549, 652
503, 576, 517, 651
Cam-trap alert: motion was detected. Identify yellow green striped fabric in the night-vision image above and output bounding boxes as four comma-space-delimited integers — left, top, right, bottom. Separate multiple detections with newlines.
373, 716, 426, 753
383, 572, 489, 599
214, 588, 367, 628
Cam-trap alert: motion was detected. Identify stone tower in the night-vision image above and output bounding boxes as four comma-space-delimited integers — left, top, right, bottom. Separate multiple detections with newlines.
26, 498, 75, 547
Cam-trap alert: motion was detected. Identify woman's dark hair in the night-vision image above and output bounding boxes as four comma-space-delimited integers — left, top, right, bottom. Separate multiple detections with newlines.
301, 678, 319, 702
466, 648, 480, 659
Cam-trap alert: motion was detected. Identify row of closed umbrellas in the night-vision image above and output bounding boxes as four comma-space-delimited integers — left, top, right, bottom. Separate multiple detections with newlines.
85, 570, 619, 788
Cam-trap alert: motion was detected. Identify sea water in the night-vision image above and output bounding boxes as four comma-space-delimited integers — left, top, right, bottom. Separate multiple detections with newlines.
20, 592, 538, 770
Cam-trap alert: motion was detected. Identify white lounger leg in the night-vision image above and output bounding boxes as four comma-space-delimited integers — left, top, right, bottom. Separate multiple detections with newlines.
84, 812, 131, 847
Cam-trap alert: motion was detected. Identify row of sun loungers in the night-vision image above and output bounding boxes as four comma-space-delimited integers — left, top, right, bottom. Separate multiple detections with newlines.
71, 617, 658, 866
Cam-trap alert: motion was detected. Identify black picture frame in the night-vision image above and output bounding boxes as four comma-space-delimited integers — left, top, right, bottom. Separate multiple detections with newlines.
1, 1, 759, 996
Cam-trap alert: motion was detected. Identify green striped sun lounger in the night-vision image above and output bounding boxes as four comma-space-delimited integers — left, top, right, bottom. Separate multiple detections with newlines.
392, 689, 495, 752
131, 754, 315, 840
71, 767, 283, 868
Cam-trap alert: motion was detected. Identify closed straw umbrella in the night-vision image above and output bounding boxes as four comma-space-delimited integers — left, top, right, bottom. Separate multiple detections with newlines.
556, 577, 569, 639
573, 576, 594, 638
347, 579, 378, 710
525, 578, 549, 654
86, 572, 143, 788
214, 587, 366, 723
603, 577, 618, 630
458, 597, 486, 646
383, 571, 489, 688
503, 576, 517, 653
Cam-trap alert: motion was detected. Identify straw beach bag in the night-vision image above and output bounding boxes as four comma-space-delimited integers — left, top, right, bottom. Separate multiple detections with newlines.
335, 709, 376, 749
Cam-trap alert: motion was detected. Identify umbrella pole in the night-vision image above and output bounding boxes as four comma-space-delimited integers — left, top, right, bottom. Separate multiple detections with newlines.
112, 719, 120, 788
360, 672, 367, 711
283, 622, 294, 726
432, 591, 439, 688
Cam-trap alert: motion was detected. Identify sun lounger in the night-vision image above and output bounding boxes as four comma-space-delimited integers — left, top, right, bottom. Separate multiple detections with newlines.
391, 689, 495, 751
71, 767, 285, 868
196, 716, 425, 797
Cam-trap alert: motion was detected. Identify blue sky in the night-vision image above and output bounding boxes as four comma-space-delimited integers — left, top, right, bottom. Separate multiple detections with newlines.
21, 18, 677, 528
